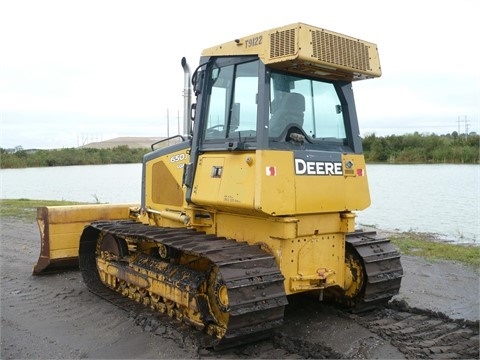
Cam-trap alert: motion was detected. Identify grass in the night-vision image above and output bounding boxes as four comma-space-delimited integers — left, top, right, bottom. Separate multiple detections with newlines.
389, 232, 480, 270
0, 198, 87, 221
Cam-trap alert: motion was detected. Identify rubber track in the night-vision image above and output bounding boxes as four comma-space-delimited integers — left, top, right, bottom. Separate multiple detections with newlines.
346, 231, 404, 311
79, 220, 288, 350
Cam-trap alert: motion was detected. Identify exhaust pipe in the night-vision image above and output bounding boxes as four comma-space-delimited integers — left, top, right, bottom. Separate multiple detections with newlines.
181, 57, 192, 136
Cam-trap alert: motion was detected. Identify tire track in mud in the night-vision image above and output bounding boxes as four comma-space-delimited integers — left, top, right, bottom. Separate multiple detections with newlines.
352, 300, 479, 359
128, 294, 479, 359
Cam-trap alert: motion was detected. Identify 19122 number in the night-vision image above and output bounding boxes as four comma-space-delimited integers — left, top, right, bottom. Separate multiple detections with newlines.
245, 36, 262, 48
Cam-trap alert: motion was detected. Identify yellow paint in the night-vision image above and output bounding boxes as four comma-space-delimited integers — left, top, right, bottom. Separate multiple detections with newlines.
144, 148, 189, 213
192, 151, 370, 216
202, 22, 381, 81
33, 204, 136, 274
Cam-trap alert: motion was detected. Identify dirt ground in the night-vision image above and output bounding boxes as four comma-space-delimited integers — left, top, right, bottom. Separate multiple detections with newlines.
1, 218, 478, 359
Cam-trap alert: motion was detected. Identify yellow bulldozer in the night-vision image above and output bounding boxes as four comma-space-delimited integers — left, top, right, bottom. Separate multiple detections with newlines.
33, 22, 403, 349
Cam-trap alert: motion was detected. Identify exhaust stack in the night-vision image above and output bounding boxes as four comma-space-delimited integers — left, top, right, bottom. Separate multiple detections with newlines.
181, 57, 192, 136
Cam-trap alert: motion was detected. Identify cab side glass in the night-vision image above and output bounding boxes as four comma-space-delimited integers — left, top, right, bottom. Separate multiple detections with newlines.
269, 72, 347, 144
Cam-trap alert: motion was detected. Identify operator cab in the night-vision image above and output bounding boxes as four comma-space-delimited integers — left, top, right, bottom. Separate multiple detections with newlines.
191, 56, 363, 154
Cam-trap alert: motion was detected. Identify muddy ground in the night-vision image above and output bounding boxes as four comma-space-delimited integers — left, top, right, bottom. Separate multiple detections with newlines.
1, 218, 478, 359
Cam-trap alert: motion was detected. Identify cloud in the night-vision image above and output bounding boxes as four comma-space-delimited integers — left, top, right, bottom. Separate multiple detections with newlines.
354, 70, 479, 135
1, 0, 479, 149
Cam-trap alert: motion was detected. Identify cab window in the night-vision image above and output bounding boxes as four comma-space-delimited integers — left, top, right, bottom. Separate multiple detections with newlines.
204, 60, 259, 142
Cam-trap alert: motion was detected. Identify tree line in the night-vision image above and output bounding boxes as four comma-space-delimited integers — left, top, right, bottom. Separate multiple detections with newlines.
0, 145, 149, 168
362, 132, 479, 163
1, 132, 479, 169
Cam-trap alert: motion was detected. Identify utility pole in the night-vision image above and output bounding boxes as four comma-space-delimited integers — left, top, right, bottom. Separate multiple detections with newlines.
177, 110, 180, 135
457, 115, 468, 139
167, 109, 170, 137
465, 116, 469, 140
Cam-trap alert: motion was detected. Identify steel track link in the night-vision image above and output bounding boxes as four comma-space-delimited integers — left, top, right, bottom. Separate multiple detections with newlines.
346, 231, 404, 311
79, 220, 288, 350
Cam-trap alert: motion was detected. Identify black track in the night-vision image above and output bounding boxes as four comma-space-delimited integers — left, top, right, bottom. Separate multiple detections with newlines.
78, 220, 288, 349
346, 230, 404, 311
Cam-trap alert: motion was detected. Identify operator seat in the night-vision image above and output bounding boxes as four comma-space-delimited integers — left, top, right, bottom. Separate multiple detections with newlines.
269, 92, 305, 137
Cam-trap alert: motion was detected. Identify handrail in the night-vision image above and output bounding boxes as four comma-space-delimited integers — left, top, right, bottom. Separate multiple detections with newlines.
151, 135, 188, 151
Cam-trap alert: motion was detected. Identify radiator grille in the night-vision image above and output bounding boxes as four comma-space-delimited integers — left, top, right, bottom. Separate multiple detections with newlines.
270, 28, 296, 58
312, 30, 371, 71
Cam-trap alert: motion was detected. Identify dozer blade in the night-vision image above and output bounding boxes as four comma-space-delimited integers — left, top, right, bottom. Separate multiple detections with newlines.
33, 204, 138, 275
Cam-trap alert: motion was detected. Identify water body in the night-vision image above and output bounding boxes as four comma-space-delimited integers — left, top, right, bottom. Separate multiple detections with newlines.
1, 163, 478, 245
357, 164, 479, 245
0, 163, 142, 204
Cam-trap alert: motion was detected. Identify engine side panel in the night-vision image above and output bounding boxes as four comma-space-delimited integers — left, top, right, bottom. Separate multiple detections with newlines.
191, 150, 370, 216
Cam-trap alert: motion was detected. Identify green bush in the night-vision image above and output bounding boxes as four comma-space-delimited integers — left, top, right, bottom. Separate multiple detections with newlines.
363, 132, 479, 164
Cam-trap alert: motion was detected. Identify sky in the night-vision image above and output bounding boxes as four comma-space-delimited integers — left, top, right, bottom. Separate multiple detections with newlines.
1, 0, 479, 149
